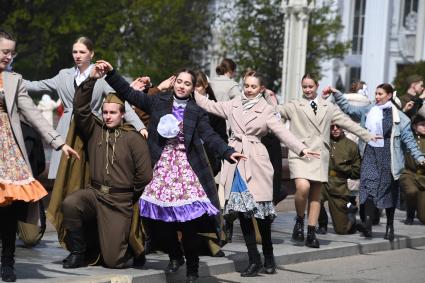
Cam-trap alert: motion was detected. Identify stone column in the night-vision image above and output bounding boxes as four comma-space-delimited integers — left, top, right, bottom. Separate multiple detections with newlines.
360, 0, 391, 91
281, 0, 314, 103
415, 0, 425, 61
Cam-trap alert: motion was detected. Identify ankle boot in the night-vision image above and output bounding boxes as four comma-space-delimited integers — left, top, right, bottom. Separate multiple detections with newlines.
166, 257, 185, 273
384, 223, 394, 241
305, 225, 320, 248
263, 254, 276, 274
291, 215, 305, 243
241, 253, 263, 277
186, 258, 199, 283
224, 221, 234, 243
404, 208, 415, 225
62, 230, 86, 269
133, 252, 146, 267
1, 265, 16, 282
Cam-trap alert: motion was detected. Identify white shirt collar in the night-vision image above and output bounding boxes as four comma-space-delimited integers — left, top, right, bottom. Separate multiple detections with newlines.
74, 64, 94, 86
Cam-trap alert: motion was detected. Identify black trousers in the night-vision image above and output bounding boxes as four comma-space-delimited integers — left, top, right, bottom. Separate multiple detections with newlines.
153, 219, 201, 274
238, 213, 273, 263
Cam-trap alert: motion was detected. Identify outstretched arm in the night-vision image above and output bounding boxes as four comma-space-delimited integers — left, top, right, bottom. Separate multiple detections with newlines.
194, 91, 230, 119
94, 60, 155, 114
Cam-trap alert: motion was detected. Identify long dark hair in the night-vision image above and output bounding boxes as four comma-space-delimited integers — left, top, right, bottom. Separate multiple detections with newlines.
195, 70, 217, 101
376, 83, 401, 110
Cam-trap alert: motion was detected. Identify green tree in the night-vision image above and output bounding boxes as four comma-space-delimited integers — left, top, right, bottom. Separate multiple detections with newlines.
0, 0, 213, 84
393, 61, 425, 95
217, 0, 350, 89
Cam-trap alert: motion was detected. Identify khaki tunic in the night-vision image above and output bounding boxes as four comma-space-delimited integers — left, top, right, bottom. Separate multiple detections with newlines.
319, 136, 361, 234
399, 134, 425, 224
62, 78, 152, 267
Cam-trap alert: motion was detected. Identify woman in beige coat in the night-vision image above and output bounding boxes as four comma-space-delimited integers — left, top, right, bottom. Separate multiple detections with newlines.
0, 30, 78, 282
195, 71, 318, 277
277, 74, 377, 249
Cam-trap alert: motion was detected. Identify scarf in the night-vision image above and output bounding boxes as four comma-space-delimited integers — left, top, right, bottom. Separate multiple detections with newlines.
241, 92, 263, 111
365, 101, 392, 147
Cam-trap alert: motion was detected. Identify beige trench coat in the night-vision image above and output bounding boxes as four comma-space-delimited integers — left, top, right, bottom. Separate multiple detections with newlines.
277, 96, 373, 183
2, 71, 64, 223
195, 92, 306, 202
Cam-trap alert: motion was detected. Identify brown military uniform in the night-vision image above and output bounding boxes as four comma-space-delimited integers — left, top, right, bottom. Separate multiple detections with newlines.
61, 78, 153, 268
319, 135, 361, 234
399, 134, 425, 224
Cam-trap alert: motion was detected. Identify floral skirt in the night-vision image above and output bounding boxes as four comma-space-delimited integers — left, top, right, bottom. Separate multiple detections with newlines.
139, 139, 218, 222
223, 189, 276, 220
0, 112, 47, 206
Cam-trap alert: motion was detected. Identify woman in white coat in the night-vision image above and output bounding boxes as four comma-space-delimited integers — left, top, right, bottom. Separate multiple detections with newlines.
24, 37, 146, 179
277, 74, 378, 248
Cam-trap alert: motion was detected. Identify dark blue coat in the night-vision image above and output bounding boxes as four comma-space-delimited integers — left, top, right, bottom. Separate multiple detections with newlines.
105, 70, 235, 209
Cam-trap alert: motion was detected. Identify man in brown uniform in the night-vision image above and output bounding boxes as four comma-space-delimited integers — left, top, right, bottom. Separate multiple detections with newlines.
61, 73, 153, 269
400, 115, 425, 225
318, 124, 361, 234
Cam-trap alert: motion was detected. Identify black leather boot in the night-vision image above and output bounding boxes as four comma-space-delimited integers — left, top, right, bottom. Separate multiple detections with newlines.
224, 220, 234, 243
63, 230, 86, 269
133, 252, 146, 267
291, 215, 305, 244
1, 265, 16, 282
384, 224, 394, 241
305, 225, 320, 248
404, 208, 415, 225
240, 262, 263, 277
165, 257, 185, 273
186, 258, 199, 282
263, 254, 276, 274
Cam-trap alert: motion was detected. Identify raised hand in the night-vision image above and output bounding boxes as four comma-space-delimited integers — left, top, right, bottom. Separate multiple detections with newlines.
90, 63, 107, 79
157, 75, 176, 91
95, 60, 114, 73
130, 77, 149, 91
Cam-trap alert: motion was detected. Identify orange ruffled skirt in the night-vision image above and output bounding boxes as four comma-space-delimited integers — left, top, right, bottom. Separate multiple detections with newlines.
0, 111, 47, 206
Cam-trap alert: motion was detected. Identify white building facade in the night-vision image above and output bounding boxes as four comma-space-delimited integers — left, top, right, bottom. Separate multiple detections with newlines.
319, 0, 425, 99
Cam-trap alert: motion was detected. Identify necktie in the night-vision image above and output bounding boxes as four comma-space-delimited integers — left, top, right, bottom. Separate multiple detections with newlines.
310, 101, 318, 115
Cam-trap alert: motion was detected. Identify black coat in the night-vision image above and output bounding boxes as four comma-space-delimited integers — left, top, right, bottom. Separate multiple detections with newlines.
105, 70, 235, 209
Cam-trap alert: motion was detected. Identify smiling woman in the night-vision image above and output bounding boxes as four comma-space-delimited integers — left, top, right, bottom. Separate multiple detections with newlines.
90, 60, 244, 282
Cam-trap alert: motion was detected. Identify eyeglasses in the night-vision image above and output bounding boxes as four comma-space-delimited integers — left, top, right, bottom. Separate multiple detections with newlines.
1, 49, 18, 59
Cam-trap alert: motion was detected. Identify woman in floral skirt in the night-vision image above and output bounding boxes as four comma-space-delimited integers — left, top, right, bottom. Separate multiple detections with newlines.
93, 60, 245, 283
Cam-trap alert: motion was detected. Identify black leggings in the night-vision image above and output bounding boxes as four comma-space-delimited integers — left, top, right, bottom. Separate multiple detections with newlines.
0, 203, 20, 266
238, 213, 273, 263
364, 196, 395, 226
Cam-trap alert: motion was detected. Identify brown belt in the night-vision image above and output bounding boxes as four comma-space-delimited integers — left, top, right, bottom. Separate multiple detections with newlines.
329, 170, 347, 179
91, 182, 134, 194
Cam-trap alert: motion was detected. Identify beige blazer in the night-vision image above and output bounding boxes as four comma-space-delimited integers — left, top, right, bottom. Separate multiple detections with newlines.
2, 71, 64, 170
195, 92, 305, 202
277, 96, 373, 182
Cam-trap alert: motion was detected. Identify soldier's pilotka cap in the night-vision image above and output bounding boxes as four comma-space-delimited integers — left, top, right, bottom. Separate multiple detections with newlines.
103, 93, 124, 106
406, 74, 424, 86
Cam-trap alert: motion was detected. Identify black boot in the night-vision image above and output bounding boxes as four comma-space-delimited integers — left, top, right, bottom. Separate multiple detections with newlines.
186, 258, 199, 283
291, 215, 305, 244
165, 257, 185, 273
305, 225, 320, 248
384, 224, 394, 241
133, 252, 146, 267
1, 265, 16, 282
63, 230, 86, 269
263, 254, 276, 274
404, 208, 415, 225
316, 225, 327, 235
241, 253, 263, 277
224, 220, 234, 243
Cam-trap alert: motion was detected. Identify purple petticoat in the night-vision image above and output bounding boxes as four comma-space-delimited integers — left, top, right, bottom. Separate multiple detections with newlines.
139, 199, 219, 222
